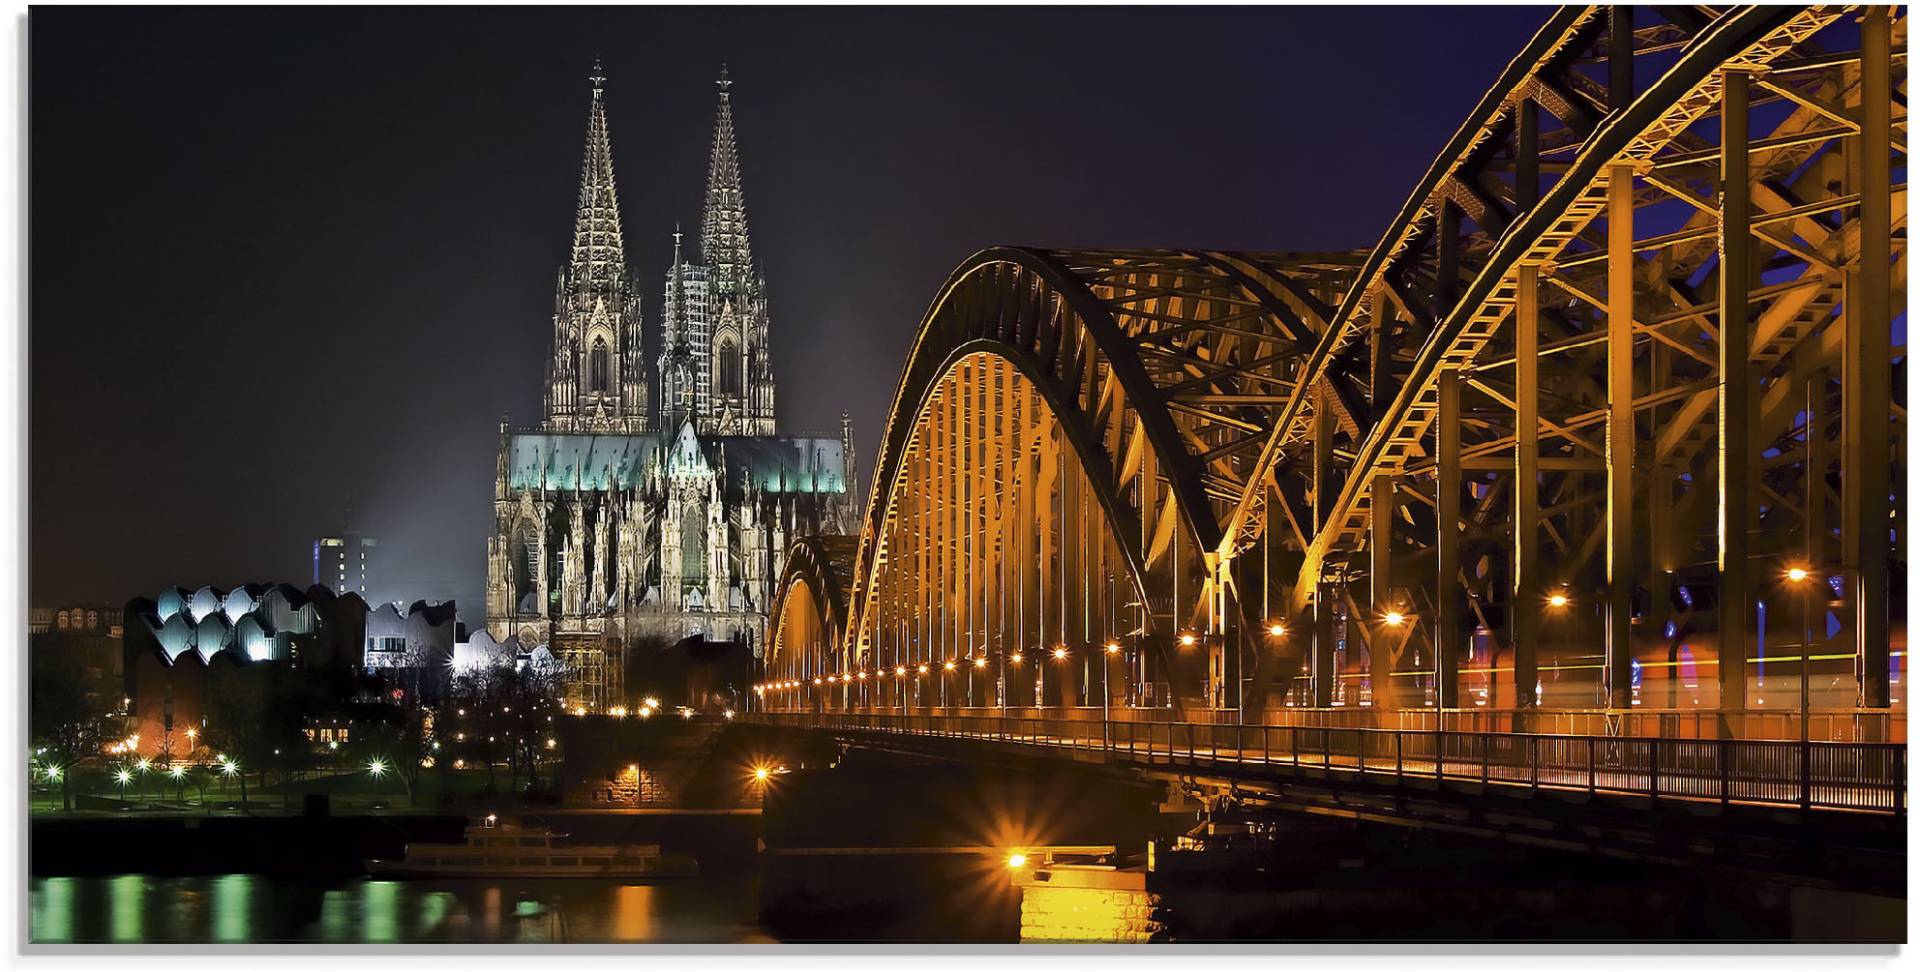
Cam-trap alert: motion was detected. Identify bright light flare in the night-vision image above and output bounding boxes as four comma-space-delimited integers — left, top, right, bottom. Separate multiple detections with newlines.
1786, 566, 1811, 583
1268, 623, 1287, 637
1179, 633, 1197, 647
1006, 852, 1028, 869
1547, 592, 1570, 608
1382, 611, 1406, 627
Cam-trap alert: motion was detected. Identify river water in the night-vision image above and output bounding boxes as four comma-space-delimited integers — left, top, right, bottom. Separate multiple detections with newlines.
29, 874, 777, 944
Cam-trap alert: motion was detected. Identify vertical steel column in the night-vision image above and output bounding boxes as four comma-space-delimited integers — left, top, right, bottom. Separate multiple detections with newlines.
1852, 7, 1893, 709
1311, 383, 1337, 707
1516, 99, 1540, 215
1435, 365, 1462, 710
1370, 288, 1393, 419
1605, 161, 1637, 710
1808, 368, 1829, 685
1718, 70, 1752, 714
1370, 475, 1396, 709
1513, 263, 1541, 709
1608, 6, 1634, 112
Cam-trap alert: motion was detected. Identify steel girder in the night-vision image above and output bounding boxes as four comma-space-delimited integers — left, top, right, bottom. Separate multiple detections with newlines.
763, 5, 1905, 724
814, 248, 1359, 703
1227, 4, 1906, 715
766, 534, 858, 680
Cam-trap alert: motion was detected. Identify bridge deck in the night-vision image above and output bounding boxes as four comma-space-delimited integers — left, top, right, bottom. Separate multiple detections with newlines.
753, 711, 1906, 815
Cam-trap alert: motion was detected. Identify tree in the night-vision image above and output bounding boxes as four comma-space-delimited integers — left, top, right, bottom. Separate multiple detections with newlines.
204, 664, 311, 811
31, 655, 109, 810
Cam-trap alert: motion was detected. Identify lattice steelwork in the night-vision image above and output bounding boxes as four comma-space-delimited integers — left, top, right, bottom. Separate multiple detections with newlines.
764, 6, 1906, 738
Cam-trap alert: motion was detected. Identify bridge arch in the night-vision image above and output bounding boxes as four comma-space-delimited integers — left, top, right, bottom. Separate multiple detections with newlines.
766, 247, 1357, 711
762, 6, 1904, 729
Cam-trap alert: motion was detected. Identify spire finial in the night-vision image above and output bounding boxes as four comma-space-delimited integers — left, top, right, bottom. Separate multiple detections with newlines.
717, 63, 731, 98
673, 222, 683, 248
590, 59, 606, 93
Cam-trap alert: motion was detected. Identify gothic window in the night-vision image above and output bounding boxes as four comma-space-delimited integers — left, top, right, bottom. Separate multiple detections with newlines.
511, 524, 539, 613
590, 338, 611, 394
716, 336, 742, 397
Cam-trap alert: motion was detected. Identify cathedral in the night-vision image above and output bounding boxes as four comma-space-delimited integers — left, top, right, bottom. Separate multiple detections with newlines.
485, 65, 859, 711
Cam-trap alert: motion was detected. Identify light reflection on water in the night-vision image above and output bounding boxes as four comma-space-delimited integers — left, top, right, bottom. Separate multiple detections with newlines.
30, 874, 774, 944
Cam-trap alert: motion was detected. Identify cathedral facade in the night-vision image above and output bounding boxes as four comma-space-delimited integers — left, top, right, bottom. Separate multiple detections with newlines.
485, 66, 858, 711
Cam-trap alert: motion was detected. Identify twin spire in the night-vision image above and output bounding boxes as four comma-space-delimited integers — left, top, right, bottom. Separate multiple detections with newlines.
568, 61, 752, 297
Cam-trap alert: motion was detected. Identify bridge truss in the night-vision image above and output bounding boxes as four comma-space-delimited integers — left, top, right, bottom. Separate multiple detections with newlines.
765, 5, 1907, 738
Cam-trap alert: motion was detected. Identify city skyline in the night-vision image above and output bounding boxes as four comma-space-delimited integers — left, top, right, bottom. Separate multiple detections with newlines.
36, 6, 1550, 612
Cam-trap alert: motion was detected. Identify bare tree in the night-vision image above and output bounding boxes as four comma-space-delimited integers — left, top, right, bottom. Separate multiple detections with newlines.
30, 655, 108, 811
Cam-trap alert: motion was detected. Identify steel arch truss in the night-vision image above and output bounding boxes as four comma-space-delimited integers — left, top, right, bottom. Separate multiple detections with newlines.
1228, 5, 1906, 719
768, 247, 1358, 711
761, 6, 1905, 731
766, 534, 858, 689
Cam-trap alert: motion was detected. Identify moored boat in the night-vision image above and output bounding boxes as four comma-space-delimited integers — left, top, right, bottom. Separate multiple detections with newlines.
367, 814, 698, 878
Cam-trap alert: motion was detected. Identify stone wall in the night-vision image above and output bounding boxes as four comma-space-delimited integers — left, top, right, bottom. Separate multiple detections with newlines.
1016, 868, 1162, 943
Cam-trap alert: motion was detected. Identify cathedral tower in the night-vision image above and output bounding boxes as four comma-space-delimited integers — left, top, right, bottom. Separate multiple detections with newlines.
662, 66, 776, 436
546, 63, 649, 434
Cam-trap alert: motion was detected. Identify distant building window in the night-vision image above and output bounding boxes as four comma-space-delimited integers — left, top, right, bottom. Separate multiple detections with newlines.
56, 611, 68, 630
86, 611, 98, 629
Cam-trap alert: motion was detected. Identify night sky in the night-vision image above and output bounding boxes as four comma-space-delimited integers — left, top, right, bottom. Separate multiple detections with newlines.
31, 5, 1550, 617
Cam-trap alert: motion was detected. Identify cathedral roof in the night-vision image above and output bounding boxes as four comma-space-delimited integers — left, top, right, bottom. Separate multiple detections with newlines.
505, 430, 848, 495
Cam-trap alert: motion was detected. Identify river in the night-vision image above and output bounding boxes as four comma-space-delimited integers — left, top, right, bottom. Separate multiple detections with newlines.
29, 874, 778, 944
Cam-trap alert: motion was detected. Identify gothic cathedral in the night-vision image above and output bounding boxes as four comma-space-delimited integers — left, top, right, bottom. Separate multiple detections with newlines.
485, 65, 859, 710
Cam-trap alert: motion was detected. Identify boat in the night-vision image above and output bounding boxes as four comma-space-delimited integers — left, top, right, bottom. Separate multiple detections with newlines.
366, 814, 699, 878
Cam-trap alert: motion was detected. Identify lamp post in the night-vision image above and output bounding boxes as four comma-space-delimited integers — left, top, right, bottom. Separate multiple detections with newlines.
1103, 643, 1121, 749
1786, 566, 1813, 744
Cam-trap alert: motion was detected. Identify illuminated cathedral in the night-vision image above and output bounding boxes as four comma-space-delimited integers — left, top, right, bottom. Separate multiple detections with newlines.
485, 65, 859, 710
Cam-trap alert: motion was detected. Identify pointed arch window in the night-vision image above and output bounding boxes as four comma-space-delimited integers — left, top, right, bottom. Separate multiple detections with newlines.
716, 336, 743, 397
590, 338, 611, 394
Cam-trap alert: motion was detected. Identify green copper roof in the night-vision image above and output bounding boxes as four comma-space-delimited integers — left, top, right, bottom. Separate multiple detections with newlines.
507, 430, 848, 494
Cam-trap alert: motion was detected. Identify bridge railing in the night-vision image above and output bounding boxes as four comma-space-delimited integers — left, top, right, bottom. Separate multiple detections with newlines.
772, 704, 1904, 743
751, 711, 1906, 815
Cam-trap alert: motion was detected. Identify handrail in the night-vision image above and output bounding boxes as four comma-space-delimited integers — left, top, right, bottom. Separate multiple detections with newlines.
750, 711, 1906, 816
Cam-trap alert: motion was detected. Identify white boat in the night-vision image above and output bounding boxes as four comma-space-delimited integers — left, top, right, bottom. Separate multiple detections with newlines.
367, 815, 699, 879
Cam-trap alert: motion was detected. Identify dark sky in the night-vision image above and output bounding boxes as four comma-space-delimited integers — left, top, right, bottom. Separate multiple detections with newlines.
31, 5, 1551, 617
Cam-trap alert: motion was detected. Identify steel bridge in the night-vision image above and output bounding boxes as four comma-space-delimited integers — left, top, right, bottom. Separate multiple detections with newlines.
759, 5, 1909, 815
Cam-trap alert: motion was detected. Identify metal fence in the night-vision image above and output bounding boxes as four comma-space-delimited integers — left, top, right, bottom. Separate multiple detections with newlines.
761, 703, 1904, 743
752, 711, 1907, 815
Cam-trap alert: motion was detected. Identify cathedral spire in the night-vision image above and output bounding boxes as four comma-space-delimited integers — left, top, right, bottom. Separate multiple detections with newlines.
570, 60, 625, 293
700, 64, 752, 296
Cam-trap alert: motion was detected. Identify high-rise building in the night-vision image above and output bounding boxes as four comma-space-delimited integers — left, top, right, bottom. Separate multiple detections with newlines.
314, 522, 377, 598
486, 65, 858, 712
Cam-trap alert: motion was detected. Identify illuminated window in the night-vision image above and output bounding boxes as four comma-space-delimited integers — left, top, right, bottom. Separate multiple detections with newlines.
56, 611, 68, 630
